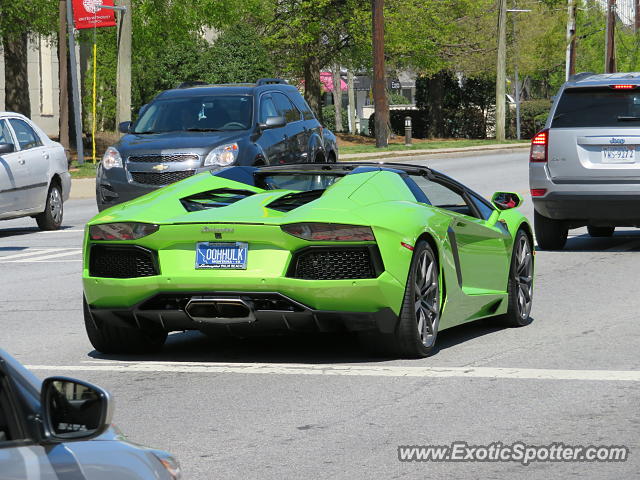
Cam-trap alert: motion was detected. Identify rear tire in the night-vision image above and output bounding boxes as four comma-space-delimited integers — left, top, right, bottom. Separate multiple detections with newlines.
534, 210, 568, 250
587, 226, 615, 237
83, 298, 167, 354
35, 183, 63, 230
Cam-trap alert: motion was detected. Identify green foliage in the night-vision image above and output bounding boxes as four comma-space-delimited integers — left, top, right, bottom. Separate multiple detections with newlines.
368, 110, 428, 139
321, 105, 348, 132
0, 0, 57, 39
389, 92, 411, 105
507, 99, 550, 139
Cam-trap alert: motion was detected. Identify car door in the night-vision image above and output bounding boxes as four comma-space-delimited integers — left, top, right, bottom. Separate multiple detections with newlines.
0, 370, 59, 479
271, 92, 306, 163
8, 118, 49, 210
0, 119, 29, 215
410, 172, 511, 292
257, 93, 289, 165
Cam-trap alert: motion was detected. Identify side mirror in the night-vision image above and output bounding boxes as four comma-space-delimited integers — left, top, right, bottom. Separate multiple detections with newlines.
258, 116, 286, 131
118, 121, 132, 134
491, 191, 523, 210
41, 376, 113, 442
0, 143, 15, 154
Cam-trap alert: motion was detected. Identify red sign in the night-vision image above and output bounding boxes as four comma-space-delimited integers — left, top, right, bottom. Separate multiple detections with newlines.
72, 0, 117, 29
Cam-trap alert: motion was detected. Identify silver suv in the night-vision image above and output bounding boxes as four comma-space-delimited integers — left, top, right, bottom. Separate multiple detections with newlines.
530, 72, 640, 249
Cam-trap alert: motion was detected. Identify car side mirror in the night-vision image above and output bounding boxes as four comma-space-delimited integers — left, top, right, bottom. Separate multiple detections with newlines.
258, 116, 286, 131
0, 143, 15, 154
118, 121, 132, 134
41, 376, 113, 442
491, 191, 523, 210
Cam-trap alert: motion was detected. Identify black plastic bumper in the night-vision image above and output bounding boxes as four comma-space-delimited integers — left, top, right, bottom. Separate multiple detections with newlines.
87, 291, 399, 336
533, 191, 640, 225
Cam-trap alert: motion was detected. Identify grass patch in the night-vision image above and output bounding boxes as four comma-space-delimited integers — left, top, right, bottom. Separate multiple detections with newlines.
69, 161, 98, 179
339, 139, 528, 155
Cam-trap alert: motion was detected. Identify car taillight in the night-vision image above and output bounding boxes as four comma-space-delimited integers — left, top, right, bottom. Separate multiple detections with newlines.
530, 129, 548, 163
281, 223, 375, 241
530, 189, 547, 197
89, 223, 159, 240
611, 84, 636, 90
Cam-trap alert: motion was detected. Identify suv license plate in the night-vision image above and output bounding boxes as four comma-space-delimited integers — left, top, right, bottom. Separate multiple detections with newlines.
602, 146, 635, 163
195, 242, 248, 269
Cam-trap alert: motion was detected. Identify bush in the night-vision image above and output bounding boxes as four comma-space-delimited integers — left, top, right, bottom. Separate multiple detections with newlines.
507, 99, 551, 139
389, 92, 411, 105
368, 110, 428, 139
322, 105, 349, 132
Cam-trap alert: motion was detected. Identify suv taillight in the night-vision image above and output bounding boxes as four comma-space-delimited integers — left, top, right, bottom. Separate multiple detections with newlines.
530, 129, 548, 163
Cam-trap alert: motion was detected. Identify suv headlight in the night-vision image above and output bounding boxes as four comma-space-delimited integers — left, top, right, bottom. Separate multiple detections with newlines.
102, 147, 123, 169
203, 143, 239, 167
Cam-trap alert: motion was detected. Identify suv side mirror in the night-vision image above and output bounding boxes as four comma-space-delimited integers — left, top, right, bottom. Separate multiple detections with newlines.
118, 121, 132, 134
491, 191, 523, 210
258, 116, 286, 131
41, 376, 113, 442
0, 143, 15, 154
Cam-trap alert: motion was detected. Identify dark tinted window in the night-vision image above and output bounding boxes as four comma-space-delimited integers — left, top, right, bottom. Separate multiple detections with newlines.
468, 193, 495, 220
8, 119, 41, 150
289, 94, 315, 120
134, 95, 253, 133
552, 87, 640, 128
272, 92, 301, 123
257, 173, 343, 190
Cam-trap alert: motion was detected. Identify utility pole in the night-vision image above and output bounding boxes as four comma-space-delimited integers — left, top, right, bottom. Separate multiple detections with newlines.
635, 0, 640, 33
372, 0, 389, 147
347, 69, 356, 135
565, 0, 577, 81
66, 0, 84, 164
605, 0, 617, 73
58, 0, 69, 153
495, 0, 507, 142
116, 0, 132, 126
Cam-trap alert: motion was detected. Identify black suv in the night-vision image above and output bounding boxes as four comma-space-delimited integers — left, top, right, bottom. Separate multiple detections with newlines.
96, 78, 338, 211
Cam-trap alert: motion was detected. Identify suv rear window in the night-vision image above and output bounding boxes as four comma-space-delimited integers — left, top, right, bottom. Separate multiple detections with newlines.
552, 87, 640, 128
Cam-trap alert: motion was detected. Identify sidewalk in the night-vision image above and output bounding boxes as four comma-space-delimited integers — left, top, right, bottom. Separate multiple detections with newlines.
69, 143, 530, 199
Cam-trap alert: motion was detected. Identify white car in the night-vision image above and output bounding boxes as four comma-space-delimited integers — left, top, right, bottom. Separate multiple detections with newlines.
0, 112, 71, 230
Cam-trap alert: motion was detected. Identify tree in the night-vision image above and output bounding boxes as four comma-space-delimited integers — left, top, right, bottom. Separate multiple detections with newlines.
0, 0, 57, 115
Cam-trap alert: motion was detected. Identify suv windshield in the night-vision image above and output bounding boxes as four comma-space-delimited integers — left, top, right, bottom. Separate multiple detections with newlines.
133, 95, 253, 133
552, 87, 640, 128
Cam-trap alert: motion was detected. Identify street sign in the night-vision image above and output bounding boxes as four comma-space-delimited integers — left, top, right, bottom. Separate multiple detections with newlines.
72, 0, 117, 29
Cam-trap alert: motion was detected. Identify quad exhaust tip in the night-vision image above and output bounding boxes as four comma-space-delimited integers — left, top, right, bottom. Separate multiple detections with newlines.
185, 297, 255, 324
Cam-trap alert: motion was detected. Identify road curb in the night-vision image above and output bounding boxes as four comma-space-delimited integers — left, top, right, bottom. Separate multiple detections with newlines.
70, 178, 96, 200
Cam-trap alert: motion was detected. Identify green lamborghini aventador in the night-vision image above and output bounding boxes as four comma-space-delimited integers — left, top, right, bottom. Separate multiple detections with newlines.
82, 163, 534, 358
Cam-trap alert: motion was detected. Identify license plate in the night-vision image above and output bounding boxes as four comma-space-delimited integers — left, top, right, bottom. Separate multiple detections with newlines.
195, 242, 248, 269
602, 146, 635, 163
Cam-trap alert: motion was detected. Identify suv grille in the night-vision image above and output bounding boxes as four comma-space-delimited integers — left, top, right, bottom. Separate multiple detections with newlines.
89, 245, 158, 278
128, 154, 199, 163
130, 170, 195, 185
288, 247, 379, 280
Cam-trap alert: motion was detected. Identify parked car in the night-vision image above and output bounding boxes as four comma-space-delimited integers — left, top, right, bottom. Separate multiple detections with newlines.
0, 348, 180, 479
96, 78, 339, 211
83, 162, 533, 359
0, 112, 70, 230
530, 71, 640, 249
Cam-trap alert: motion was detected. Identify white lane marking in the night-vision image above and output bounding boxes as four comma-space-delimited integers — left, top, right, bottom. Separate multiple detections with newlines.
23, 361, 640, 382
39, 229, 84, 234
0, 248, 82, 262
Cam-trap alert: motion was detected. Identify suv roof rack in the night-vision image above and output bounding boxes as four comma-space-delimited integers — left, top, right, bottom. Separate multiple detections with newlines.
256, 78, 288, 86
176, 81, 209, 89
568, 72, 595, 82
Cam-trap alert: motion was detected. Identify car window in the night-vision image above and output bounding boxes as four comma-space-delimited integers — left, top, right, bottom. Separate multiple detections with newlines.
259, 96, 279, 123
0, 374, 25, 445
0, 121, 15, 147
289, 94, 315, 121
552, 87, 640, 128
272, 92, 301, 123
133, 95, 253, 133
8, 119, 42, 150
409, 174, 479, 218
468, 193, 495, 221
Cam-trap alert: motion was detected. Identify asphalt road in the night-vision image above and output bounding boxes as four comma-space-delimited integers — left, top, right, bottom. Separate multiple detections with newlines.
2, 151, 640, 479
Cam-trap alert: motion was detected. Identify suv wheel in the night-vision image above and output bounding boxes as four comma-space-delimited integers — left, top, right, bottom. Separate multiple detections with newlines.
534, 210, 568, 250
587, 226, 615, 237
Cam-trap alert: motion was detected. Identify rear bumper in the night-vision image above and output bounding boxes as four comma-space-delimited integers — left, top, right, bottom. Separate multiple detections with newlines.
87, 291, 399, 335
533, 191, 640, 224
